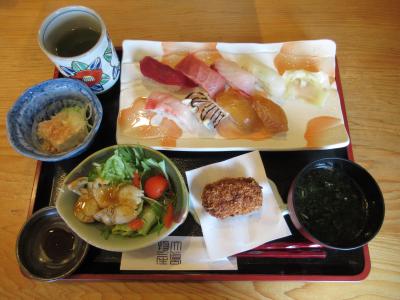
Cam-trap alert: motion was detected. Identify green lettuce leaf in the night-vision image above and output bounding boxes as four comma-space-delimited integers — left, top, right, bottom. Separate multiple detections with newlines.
99, 147, 136, 184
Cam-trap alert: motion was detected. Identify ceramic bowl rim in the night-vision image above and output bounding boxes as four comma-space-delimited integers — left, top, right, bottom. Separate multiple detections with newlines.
6, 78, 103, 162
288, 157, 385, 250
56, 144, 189, 252
16, 206, 90, 281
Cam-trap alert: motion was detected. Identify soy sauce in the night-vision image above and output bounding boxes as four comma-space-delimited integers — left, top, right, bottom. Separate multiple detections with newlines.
42, 228, 75, 262
53, 28, 100, 57
295, 167, 368, 246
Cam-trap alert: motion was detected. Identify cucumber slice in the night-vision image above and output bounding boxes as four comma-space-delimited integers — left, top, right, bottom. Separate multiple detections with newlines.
138, 205, 158, 235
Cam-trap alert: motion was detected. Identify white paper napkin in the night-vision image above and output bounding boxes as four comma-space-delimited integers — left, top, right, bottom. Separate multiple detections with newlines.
185, 151, 292, 260
120, 236, 237, 271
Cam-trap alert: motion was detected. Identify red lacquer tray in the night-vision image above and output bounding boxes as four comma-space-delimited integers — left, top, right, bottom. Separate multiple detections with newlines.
25, 52, 370, 281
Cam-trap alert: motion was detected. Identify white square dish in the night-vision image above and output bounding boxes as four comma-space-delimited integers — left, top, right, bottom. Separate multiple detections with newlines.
117, 39, 349, 151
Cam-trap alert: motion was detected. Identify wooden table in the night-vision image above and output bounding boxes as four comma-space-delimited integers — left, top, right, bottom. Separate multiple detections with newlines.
1, 0, 399, 298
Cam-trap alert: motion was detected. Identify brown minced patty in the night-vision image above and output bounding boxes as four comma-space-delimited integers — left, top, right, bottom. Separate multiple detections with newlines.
201, 177, 263, 219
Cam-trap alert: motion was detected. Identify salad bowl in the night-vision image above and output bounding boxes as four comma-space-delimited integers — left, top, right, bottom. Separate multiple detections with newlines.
56, 145, 189, 252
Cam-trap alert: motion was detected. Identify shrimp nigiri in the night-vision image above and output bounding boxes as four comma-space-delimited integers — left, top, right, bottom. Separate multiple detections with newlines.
140, 56, 196, 88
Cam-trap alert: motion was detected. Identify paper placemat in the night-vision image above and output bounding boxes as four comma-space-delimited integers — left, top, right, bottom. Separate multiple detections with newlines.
120, 236, 238, 271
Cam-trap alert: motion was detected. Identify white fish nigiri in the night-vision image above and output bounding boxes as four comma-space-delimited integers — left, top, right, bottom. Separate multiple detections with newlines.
244, 63, 286, 100
282, 70, 331, 106
146, 92, 212, 136
213, 58, 257, 96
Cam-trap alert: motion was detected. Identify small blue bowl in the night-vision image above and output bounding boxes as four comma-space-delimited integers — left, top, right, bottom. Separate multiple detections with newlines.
7, 78, 103, 162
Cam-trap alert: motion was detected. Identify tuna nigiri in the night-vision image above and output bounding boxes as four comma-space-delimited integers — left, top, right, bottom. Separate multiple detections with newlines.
213, 58, 257, 96
146, 92, 213, 136
175, 54, 226, 98
139, 56, 197, 88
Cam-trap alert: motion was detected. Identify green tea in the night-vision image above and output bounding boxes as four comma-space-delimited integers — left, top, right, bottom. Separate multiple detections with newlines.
54, 27, 100, 57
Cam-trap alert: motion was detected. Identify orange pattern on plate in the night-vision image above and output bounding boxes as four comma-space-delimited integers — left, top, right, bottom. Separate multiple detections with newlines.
161, 42, 222, 67
304, 116, 346, 147
274, 41, 335, 78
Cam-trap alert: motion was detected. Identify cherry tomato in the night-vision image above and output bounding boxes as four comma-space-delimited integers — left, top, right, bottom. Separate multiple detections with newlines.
163, 202, 174, 228
144, 175, 168, 199
132, 170, 141, 188
128, 218, 144, 230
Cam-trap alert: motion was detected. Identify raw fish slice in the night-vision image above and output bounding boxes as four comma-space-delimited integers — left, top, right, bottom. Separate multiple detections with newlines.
175, 54, 226, 98
216, 88, 263, 132
140, 56, 196, 88
244, 62, 286, 100
213, 58, 257, 95
146, 92, 213, 136
252, 94, 288, 134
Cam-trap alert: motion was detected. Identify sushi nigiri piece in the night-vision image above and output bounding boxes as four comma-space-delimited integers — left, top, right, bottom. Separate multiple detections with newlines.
213, 58, 257, 96
145, 92, 213, 136
175, 54, 226, 98
216, 88, 263, 132
183, 89, 227, 129
251, 94, 288, 134
244, 63, 286, 100
283, 70, 331, 106
139, 56, 197, 88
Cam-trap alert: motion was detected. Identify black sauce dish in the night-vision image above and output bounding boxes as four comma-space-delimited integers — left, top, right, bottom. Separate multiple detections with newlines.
16, 207, 89, 281
287, 158, 385, 250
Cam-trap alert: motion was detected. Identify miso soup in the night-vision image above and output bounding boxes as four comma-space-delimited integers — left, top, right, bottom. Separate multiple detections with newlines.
294, 167, 368, 247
